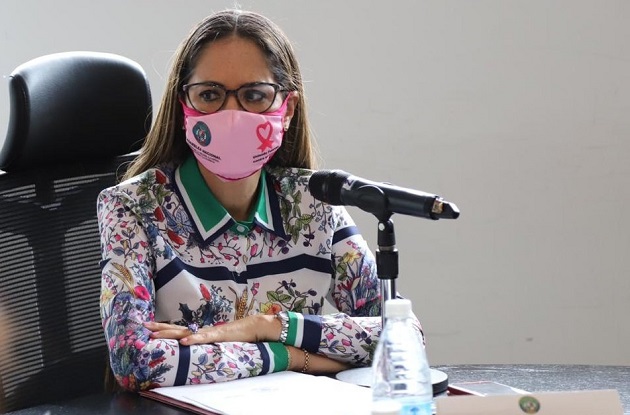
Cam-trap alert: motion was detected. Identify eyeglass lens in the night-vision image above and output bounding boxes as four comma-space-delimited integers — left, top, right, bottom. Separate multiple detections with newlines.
186, 83, 280, 114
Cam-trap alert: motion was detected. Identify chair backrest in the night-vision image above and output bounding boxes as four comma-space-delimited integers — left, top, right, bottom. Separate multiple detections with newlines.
0, 51, 152, 413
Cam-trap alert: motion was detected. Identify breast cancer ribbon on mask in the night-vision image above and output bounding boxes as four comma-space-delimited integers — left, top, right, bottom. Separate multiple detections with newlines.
256, 121, 274, 151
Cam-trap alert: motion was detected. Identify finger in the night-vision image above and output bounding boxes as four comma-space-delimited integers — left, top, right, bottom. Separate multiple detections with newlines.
144, 321, 182, 331
180, 322, 242, 345
178, 315, 272, 345
150, 328, 190, 340
180, 327, 223, 345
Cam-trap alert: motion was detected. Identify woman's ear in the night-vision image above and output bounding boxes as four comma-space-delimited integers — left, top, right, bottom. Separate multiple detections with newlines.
283, 91, 299, 130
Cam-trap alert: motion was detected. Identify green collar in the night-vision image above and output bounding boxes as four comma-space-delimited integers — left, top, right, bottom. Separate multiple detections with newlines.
174, 156, 279, 242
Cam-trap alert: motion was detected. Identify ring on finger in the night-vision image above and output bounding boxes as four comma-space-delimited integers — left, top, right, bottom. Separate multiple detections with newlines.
187, 323, 199, 334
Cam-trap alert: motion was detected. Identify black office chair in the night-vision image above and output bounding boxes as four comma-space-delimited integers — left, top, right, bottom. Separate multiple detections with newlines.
0, 51, 152, 413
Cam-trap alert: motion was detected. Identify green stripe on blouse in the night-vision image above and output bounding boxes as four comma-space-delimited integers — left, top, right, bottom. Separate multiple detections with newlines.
267, 342, 289, 372
286, 311, 300, 345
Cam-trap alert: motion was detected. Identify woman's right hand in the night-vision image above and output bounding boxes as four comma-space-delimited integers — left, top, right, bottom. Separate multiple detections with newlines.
286, 345, 351, 375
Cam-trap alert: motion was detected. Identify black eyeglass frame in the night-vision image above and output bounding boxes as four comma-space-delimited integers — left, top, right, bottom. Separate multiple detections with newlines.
181, 81, 289, 114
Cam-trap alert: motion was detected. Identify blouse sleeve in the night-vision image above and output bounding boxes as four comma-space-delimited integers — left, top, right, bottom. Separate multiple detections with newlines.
281, 205, 423, 366
98, 187, 288, 391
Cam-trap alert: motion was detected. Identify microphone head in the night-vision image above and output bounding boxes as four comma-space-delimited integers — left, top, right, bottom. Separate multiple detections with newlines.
308, 169, 349, 205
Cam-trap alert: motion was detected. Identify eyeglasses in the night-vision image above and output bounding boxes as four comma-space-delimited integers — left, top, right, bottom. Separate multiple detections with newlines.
182, 81, 287, 114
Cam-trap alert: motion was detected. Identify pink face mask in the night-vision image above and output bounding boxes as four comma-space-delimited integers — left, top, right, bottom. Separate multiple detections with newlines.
182, 98, 289, 182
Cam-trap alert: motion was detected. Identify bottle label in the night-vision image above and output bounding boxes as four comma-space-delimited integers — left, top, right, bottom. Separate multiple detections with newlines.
400, 401, 432, 415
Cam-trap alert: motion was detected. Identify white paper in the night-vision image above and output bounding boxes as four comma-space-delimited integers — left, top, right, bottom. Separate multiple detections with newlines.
436, 389, 623, 415
151, 371, 373, 415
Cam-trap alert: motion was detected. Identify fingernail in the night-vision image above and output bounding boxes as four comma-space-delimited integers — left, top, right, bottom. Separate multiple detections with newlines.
180, 338, 188, 344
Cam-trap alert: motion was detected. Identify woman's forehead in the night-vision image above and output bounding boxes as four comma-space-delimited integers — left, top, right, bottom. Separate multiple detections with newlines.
189, 37, 275, 86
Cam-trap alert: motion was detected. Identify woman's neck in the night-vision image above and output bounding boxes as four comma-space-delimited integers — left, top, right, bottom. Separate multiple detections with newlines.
198, 164, 261, 222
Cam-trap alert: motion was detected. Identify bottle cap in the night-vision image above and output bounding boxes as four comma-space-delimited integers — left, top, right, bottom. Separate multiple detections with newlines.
384, 298, 412, 319
371, 400, 402, 415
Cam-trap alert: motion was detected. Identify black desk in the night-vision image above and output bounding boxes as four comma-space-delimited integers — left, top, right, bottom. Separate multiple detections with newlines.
7, 364, 629, 415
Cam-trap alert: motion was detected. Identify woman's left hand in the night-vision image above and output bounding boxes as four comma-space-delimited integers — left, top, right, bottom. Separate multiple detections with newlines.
144, 314, 282, 345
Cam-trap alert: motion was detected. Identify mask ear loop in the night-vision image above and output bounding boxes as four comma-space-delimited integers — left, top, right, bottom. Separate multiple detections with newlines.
280, 90, 295, 132
179, 97, 206, 117
179, 97, 206, 130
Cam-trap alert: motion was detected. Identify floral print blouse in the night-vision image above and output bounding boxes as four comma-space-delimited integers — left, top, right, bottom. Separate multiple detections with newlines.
97, 157, 385, 391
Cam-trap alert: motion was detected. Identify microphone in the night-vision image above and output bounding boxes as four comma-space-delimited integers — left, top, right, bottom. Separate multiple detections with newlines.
308, 169, 460, 220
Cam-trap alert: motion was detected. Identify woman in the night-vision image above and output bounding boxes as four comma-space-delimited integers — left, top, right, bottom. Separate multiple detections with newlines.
98, 9, 392, 391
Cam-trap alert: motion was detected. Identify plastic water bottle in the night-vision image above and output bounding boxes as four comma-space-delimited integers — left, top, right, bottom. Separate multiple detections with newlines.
371, 298, 433, 415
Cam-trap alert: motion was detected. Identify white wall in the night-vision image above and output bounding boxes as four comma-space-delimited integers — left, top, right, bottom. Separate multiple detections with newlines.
2, 0, 629, 366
